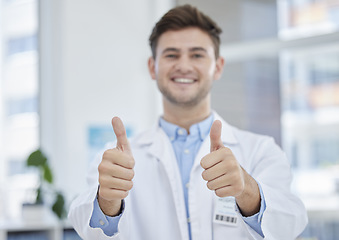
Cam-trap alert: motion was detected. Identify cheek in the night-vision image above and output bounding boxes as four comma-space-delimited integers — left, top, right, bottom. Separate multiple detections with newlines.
204, 64, 216, 77
157, 62, 173, 77
196, 60, 216, 75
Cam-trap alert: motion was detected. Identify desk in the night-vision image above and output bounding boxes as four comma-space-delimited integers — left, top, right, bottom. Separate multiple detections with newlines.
0, 218, 76, 240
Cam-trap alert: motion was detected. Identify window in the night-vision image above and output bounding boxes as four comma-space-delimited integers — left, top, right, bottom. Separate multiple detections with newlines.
7, 34, 37, 56
280, 43, 339, 207
279, 0, 339, 39
211, 0, 339, 238
0, 0, 39, 219
279, 1, 339, 238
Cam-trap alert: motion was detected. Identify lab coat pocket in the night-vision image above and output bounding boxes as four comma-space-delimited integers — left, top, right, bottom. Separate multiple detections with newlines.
212, 197, 250, 239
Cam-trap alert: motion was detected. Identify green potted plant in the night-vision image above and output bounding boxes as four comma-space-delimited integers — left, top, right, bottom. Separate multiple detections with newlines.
25, 149, 66, 219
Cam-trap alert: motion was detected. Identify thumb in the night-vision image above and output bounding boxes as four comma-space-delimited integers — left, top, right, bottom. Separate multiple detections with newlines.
210, 120, 223, 152
112, 117, 132, 155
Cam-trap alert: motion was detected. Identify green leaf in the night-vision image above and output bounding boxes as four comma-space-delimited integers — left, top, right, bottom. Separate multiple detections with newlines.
52, 193, 65, 219
36, 187, 43, 204
27, 149, 47, 167
42, 164, 53, 184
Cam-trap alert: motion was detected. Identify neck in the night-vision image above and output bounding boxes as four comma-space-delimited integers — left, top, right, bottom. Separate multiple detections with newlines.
162, 97, 211, 132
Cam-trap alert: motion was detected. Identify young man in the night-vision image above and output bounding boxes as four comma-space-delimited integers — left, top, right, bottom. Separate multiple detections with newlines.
69, 5, 308, 239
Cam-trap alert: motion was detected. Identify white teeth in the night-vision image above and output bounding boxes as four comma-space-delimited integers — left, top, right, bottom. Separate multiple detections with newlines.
174, 78, 194, 83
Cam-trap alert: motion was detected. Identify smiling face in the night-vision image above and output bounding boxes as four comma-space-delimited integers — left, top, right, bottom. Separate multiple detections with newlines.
148, 27, 224, 109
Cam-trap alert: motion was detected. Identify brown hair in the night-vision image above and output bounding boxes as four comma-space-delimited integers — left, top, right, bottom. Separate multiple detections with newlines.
149, 4, 222, 59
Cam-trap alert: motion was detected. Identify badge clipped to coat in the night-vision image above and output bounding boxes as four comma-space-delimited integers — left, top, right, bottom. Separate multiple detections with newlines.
213, 197, 238, 227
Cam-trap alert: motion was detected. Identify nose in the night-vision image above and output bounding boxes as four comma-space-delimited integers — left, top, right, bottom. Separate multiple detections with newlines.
173, 55, 193, 73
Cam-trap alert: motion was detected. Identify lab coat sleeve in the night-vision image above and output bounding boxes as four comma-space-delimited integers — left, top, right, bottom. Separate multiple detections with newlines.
248, 137, 308, 239
90, 197, 122, 236
68, 147, 125, 240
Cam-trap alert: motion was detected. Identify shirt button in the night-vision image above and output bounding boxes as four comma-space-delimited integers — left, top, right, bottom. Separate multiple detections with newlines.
99, 219, 105, 226
187, 217, 191, 223
184, 149, 190, 154
178, 129, 185, 135
186, 183, 189, 188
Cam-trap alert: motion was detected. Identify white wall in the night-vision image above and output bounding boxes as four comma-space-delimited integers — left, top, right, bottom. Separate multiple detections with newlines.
39, 0, 173, 205
0, 2, 4, 186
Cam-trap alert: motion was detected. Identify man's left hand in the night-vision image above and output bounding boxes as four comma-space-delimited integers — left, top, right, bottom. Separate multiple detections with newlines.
200, 120, 261, 216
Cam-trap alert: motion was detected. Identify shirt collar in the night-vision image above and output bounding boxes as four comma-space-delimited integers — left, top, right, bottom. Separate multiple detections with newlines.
133, 111, 238, 147
159, 114, 214, 142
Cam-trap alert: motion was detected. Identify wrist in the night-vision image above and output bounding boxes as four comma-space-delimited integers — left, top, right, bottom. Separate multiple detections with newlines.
236, 170, 261, 217
97, 194, 123, 217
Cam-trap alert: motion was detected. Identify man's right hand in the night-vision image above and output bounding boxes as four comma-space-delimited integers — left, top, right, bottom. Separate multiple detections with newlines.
97, 117, 135, 216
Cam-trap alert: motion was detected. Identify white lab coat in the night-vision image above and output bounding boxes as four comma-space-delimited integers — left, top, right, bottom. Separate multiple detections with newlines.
68, 112, 308, 240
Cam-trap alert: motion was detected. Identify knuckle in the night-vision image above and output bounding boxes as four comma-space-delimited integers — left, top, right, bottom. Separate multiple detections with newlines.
222, 147, 233, 157
102, 151, 108, 159
102, 149, 119, 162
200, 156, 210, 169
102, 150, 112, 160
226, 161, 237, 171
201, 171, 208, 180
98, 175, 105, 185
224, 147, 232, 154
215, 192, 223, 198
131, 158, 136, 168
220, 147, 228, 154
98, 162, 103, 172
231, 160, 239, 168
127, 157, 135, 169
98, 162, 107, 173
126, 181, 133, 190
206, 181, 214, 190
129, 169, 135, 179
215, 189, 225, 198
120, 191, 129, 199
200, 159, 206, 169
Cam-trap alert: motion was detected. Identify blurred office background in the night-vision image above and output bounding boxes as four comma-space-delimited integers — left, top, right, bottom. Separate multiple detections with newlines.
0, 0, 339, 239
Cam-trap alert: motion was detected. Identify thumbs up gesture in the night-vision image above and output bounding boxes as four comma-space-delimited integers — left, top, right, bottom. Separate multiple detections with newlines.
201, 120, 245, 198
200, 120, 261, 216
98, 117, 135, 216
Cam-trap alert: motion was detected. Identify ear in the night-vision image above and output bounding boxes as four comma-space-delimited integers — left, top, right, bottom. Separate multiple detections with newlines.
148, 56, 157, 80
213, 56, 225, 81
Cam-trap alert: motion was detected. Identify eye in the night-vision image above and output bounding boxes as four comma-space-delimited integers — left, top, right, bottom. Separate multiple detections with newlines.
192, 54, 204, 59
165, 54, 178, 59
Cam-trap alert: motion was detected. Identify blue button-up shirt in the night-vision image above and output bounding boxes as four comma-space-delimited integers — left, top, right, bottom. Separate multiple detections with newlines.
90, 115, 265, 238
159, 115, 214, 239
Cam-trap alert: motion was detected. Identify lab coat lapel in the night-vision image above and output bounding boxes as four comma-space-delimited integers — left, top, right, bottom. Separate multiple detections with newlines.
145, 125, 190, 240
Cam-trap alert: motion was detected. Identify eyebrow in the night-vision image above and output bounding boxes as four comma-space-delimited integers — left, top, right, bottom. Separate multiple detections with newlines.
190, 47, 207, 52
161, 47, 207, 55
161, 48, 180, 55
